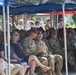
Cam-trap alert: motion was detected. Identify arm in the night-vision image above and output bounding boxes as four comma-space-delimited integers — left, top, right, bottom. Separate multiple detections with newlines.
49, 39, 58, 52
0, 51, 7, 61
13, 53, 21, 61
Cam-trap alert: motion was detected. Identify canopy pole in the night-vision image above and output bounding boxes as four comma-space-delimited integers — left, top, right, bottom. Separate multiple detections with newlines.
3, 5, 8, 75
62, 3, 68, 75
7, 5, 10, 75
57, 14, 58, 29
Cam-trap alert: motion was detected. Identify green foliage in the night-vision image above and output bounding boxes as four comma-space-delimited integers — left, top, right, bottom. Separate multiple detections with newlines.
72, 14, 76, 25
70, 22, 74, 25
66, 24, 69, 26
72, 0, 76, 2
26, 14, 36, 21
0, 15, 2, 22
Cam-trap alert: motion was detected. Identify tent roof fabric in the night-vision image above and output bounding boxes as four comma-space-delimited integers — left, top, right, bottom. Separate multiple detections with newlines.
13, 2, 76, 14
0, 1, 76, 14
0, 0, 4, 6
13, 3, 62, 14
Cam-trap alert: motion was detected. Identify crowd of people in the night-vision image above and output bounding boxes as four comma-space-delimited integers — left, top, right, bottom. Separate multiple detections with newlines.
0, 18, 76, 75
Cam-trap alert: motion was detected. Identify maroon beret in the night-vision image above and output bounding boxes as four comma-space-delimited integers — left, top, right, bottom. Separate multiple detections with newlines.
31, 28, 38, 34
47, 19, 50, 21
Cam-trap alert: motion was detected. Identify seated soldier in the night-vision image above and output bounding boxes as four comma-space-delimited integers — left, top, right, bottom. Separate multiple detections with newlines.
49, 29, 65, 57
67, 29, 76, 71
34, 31, 63, 75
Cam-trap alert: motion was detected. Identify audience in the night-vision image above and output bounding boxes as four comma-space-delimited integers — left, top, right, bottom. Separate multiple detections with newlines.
0, 19, 76, 75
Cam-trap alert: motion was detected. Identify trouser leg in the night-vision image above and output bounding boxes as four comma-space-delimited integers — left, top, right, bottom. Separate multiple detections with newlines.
48, 55, 55, 75
54, 55, 63, 75
39, 57, 48, 75
11, 64, 21, 75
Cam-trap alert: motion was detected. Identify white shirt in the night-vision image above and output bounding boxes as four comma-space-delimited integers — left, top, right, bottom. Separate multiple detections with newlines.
25, 20, 32, 31
0, 58, 5, 70
57, 22, 64, 29
16, 25, 24, 30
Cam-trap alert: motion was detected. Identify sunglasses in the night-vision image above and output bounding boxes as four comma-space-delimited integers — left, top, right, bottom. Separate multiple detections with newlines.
14, 34, 19, 36
52, 34, 56, 35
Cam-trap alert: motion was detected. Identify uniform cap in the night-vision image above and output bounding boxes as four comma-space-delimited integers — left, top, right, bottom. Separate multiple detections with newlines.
51, 29, 57, 35
67, 29, 75, 34
38, 31, 43, 34
31, 28, 38, 34
47, 19, 50, 21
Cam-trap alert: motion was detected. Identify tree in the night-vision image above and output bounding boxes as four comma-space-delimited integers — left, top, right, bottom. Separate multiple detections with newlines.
72, 14, 76, 26
71, 0, 76, 2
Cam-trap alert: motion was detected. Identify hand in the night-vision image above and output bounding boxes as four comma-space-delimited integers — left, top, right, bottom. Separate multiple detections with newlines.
12, 59, 18, 62
18, 58, 23, 61
38, 47, 44, 53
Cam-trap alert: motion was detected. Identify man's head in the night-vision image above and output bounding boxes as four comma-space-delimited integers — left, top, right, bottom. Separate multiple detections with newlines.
30, 20, 34, 26
35, 20, 40, 26
51, 29, 57, 39
47, 19, 50, 25
36, 31, 43, 41
18, 19, 24, 25
67, 29, 75, 38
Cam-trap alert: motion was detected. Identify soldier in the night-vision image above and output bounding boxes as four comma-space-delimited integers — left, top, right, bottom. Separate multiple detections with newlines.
67, 29, 76, 71
49, 29, 65, 57
57, 18, 64, 29
35, 31, 63, 75
45, 19, 51, 30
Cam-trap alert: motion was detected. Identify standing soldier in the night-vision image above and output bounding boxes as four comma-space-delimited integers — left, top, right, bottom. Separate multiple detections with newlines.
45, 19, 51, 30
35, 31, 63, 75
57, 18, 64, 29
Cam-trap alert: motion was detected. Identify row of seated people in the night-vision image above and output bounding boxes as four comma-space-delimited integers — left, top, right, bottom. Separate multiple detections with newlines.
0, 27, 76, 75
44, 28, 76, 71
17, 27, 76, 71
0, 29, 53, 75
18, 27, 76, 71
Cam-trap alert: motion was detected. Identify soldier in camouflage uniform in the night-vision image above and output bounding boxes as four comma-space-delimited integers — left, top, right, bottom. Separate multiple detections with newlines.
45, 19, 51, 30
49, 29, 65, 57
35, 31, 63, 75
67, 29, 76, 71
22, 28, 51, 75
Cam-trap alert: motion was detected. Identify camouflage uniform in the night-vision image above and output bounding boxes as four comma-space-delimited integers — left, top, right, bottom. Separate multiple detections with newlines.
42, 38, 51, 51
67, 37, 76, 69
22, 37, 37, 55
35, 40, 63, 75
45, 24, 51, 30
22, 37, 48, 75
49, 38, 64, 57
66, 29, 76, 71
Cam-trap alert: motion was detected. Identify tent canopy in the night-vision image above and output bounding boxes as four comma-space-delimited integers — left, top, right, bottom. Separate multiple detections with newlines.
13, 2, 76, 14
0, 0, 4, 6
0, 0, 76, 15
